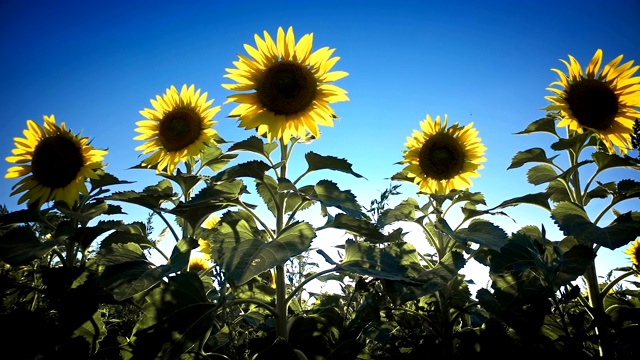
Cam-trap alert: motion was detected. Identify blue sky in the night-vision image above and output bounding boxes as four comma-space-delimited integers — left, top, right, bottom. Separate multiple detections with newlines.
1, 0, 639, 286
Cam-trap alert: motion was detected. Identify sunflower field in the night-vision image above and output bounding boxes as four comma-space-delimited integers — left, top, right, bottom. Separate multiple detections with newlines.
1, 26, 640, 360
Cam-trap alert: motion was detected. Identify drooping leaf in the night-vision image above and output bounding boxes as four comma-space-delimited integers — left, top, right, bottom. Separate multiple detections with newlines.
553, 244, 596, 286
103, 179, 176, 211
228, 135, 278, 159
436, 218, 509, 251
584, 181, 616, 205
319, 213, 387, 244
552, 202, 640, 250
71, 310, 106, 354
0, 207, 48, 226
491, 192, 552, 211
127, 272, 216, 360
169, 179, 248, 229
57, 199, 110, 224
255, 175, 279, 216
212, 160, 271, 182
340, 240, 423, 282
592, 151, 640, 172
159, 170, 207, 196
89, 170, 134, 192
300, 180, 364, 218
211, 221, 314, 285
377, 198, 418, 227
97, 243, 171, 300
515, 114, 559, 136
200, 142, 238, 171
304, 152, 364, 178
611, 179, 640, 205
0, 225, 61, 266
68, 220, 121, 251
526, 164, 558, 185
508, 147, 559, 170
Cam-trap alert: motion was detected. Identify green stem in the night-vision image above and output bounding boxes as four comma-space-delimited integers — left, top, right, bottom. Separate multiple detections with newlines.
600, 270, 636, 296
275, 141, 290, 340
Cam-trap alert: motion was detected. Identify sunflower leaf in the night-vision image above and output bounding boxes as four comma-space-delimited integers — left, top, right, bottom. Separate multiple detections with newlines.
551, 131, 593, 151
169, 180, 249, 229
612, 179, 640, 204
304, 152, 364, 178
210, 221, 314, 285
0, 225, 62, 266
508, 147, 559, 169
436, 218, 509, 251
100, 221, 154, 249
212, 160, 271, 182
200, 143, 238, 172
228, 136, 278, 159
377, 198, 419, 227
526, 164, 558, 185
89, 170, 134, 192
340, 240, 424, 283
103, 180, 176, 211
97, 243, 171, 300
490, 192, 552, 211
318, 213, 387, 244
299, 180, 364, 218
584, 181, 616, 205
515, 114, 559, 136
592, 152, 640, 172
160, 171, 206, 196
256, 175, 279, 216
551, 202, 640, 250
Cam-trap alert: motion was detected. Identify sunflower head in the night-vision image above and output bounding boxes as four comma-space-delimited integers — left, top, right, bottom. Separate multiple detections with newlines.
187, 250, 212, 273
624, 238, 640, 269
5, 115, 107, 207
400, 115, 487, 195
545, 49, 640, 154
135, 84, 220, 174
223, 26, 349, 144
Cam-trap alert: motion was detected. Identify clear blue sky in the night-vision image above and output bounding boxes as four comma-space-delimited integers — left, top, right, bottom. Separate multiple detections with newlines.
1, 0, 639, 285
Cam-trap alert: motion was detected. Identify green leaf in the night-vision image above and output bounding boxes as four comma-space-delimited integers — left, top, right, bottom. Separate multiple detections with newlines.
516, 114, 559, 136
508, 147, 559, 169
228, 135, 278, 159
491, 192, 552, 211
103, 180, 176, 211
300, 180, 364, 218
169, 180, 248, 229
100, 221, 152, 249
71, 310, 106, 354
68, 220, 120, 251
200, 142, 238, 171
211, 221, 314, 285
255, 175, 279, 216
57, 199, 110, 224
377, 198, 418, 227
0, 225, 61, 266
97, 243, 171, 300
0, 207, 48, 226
547, 179, 572, 203
584, 181, 616, 205
212, 160, 271, 182
318, 213, 387, 244
340, 240, 423, 282
89, 170, 134, 192
552, 202, 640, 250
168, 236, 198, 273
160, 170, 206, 195
382, 252, 466, 304
551, 131, 593, 151
127, 273, 216, 360
592, 151, 640, 172
611, 179, 640, 205
436, 218, 509, 251
526, 164, 558, 185
304, 152, 364, 178
553, 244, 596, 286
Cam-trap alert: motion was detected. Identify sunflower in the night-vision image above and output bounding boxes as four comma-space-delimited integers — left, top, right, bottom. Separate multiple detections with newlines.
5, 115, 107, 207
222, 26, 349, 144
135, 84, 220, 174
400, 114, 486, 195
624, 238, 640, 269
188, 250, 212, 273
545, 49, 640, 154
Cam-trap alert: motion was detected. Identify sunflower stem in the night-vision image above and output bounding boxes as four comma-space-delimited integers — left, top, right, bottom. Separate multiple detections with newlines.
275, 141, 290, 340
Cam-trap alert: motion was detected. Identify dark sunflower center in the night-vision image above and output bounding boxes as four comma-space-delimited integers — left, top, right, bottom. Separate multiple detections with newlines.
565, 79, 619, 131
418, 132, 466, 181
31, 135, 84, 189
257, 60, 318, 115
159, 108, 203, 151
